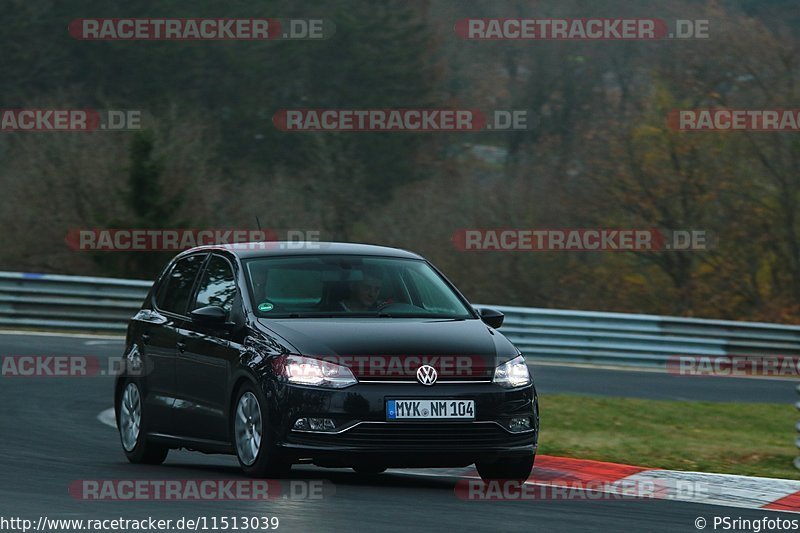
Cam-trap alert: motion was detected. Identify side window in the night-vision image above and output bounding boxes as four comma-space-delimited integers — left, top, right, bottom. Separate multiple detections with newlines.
193, 255, 237, 313
156, 254, 206, 315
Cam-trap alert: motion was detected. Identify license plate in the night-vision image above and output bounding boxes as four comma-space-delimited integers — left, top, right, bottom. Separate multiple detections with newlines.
386, 399, 475, 420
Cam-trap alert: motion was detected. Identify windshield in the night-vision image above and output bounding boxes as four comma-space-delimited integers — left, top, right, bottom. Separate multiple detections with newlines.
244, 255, 474, 319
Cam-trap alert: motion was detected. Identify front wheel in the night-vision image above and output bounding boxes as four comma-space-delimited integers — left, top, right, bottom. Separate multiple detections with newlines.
117, 381, 169, 464
476, 453, 534, 482
233, 382, 291, 478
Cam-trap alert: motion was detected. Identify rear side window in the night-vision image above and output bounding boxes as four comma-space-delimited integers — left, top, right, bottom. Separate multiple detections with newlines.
193, 255, 237, 312
156, 254, 206, 315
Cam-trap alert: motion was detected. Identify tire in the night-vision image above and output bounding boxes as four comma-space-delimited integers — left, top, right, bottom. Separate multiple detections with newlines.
352, 465, 387, 475
117, 380, 169, 465
232, 381, 291, 478
475, 453, 534, 482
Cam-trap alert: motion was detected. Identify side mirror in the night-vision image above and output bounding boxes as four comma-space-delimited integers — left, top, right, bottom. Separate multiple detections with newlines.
478, 307, 504, 329
190, 305, 228, 325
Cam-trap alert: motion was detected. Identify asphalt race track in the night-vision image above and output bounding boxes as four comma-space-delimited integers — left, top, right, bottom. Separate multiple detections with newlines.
0, 331, 796, 532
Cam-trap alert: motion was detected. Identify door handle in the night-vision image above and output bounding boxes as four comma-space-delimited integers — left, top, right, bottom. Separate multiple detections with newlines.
176, 341, 187, 353
141, 334, 150, 344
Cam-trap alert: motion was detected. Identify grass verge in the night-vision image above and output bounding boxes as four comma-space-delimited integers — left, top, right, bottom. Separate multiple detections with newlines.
538, 394, 799, 480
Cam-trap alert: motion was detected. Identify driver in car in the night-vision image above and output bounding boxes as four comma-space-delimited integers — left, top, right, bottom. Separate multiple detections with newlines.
340, 267, 384, 311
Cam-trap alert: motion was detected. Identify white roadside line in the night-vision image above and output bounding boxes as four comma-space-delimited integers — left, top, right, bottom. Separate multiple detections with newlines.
0, 330, 124, 340
621, 469, 800, 513
397, 470, 800, 514
98, 407, 116, 429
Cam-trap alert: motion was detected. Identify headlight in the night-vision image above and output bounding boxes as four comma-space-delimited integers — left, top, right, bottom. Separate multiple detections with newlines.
493, 355, 531, 388
278, 355, 357, 388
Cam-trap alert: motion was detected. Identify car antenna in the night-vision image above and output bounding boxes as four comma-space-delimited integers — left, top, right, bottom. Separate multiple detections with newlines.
255, 216, 265, 241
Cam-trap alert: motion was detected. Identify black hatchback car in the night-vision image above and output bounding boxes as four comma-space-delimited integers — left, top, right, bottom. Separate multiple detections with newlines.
115, 242, 538, 481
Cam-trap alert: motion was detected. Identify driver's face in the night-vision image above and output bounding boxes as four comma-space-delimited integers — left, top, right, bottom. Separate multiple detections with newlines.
353, 276, 382, 307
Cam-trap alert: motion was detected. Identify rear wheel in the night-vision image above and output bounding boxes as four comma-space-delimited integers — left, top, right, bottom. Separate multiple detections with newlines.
233, 382, 291, 478
117, 381, 169, 465
476, 453, 534, 482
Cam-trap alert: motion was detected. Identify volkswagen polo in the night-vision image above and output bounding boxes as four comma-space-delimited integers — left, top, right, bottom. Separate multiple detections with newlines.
114, 242, 538, 481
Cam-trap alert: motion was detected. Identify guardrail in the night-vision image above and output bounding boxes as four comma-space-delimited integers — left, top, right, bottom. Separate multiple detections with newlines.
1, 272, 799, 369
490, 304, 800, 368
0, 272, 151, 332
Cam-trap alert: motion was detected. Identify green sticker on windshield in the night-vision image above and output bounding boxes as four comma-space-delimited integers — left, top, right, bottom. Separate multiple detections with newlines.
258, 302, 274, 312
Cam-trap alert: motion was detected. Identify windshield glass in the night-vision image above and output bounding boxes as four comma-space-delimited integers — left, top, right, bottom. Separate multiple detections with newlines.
244, 255, 474, 319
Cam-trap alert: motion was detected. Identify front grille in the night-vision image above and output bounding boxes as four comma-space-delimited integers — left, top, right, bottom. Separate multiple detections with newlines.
287, 422, 535, 449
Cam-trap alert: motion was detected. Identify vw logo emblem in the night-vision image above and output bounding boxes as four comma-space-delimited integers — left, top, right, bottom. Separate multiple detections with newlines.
416, 365, 438, 386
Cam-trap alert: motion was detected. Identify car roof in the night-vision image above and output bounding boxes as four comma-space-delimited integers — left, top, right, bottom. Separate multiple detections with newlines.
179, 241, 424, 261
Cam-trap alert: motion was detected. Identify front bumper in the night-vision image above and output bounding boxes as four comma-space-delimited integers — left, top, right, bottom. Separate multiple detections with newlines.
264, 380, 539, 466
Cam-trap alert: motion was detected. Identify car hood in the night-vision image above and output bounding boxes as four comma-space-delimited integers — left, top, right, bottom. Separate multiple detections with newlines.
255, 317, 518, 381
